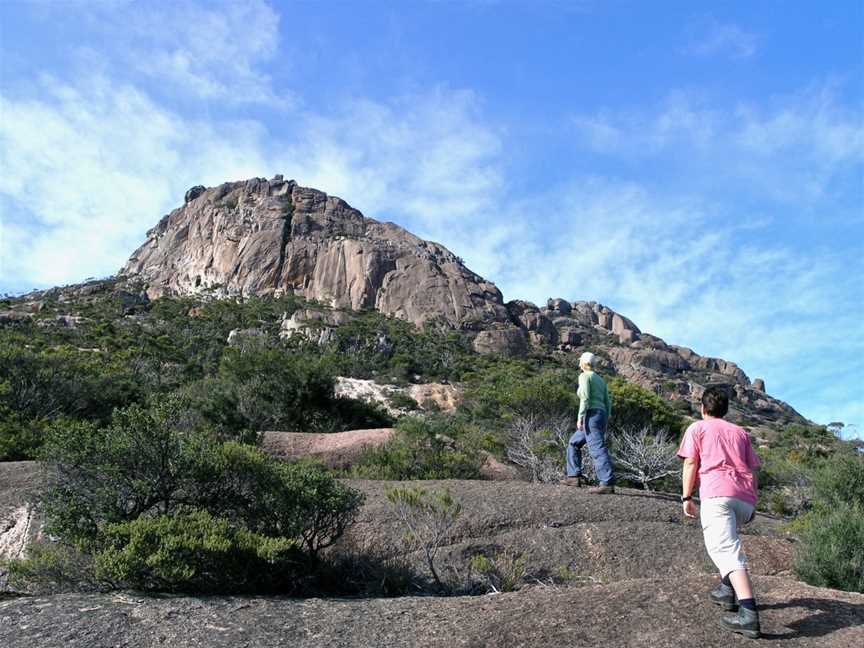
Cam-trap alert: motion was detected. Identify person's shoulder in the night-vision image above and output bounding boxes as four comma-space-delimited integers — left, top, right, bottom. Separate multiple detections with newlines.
710, 418, 748, 437
716, 418, 746, 432
684, 420, 703, 437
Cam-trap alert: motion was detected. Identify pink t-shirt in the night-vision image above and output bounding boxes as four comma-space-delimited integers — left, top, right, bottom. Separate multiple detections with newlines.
677, 417, 760, 505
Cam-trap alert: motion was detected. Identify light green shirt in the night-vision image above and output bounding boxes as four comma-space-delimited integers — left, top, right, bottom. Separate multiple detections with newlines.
577, 370, 612, 420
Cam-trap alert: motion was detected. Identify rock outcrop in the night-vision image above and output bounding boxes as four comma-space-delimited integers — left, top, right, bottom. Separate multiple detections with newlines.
122, 177, 509, 330
3, 478, 862, 647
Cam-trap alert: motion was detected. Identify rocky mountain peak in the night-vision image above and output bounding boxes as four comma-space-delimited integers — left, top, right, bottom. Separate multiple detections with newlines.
122, 176, 509, 330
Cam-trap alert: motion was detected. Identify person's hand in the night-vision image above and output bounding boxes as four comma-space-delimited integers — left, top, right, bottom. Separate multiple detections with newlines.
577, 418, 585, 431
683, 500, 697, 519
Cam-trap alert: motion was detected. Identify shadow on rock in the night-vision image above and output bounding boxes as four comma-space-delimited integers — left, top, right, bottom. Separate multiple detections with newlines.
759, 598, 864, 641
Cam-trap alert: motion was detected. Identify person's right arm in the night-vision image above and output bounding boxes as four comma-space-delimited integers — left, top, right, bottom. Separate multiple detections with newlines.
682, 457, 699, 518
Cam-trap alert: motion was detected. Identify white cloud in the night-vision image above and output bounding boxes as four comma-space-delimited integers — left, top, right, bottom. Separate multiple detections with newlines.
685, 19, 759, 60
0, 75, 271, 289
33, 0, 287, 107
571, 84, 864, 204
276, 89, 503, 227
129, 0, 285, 105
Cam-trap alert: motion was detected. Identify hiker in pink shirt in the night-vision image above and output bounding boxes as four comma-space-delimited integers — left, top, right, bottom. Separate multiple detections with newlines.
677, 386, 762, 639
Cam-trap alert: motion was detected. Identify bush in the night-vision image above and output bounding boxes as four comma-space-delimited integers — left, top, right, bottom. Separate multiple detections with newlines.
182, 341, 392, 434
21, 398, 365, 593
612, 426, 680, 491
607, 378, 685, 437
94, 509, 304, 594
812, 455, 864, 509
794, 502, 864, 593
461, 362, 577, 424
468, 548, 527, 593
5, 542, 101, 594
325, 311, 475, 382
505, 412, 570, 483
351, 414, 484, 480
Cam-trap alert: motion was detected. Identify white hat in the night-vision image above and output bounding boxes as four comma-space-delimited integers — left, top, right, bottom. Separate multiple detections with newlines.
579, 351, 596, 367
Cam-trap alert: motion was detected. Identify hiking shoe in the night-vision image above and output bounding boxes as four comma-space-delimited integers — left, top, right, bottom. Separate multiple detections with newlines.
559, 475, 586, 487
587, 484, 615, 494
709, 582, 737, 611
720, 607, 760, 639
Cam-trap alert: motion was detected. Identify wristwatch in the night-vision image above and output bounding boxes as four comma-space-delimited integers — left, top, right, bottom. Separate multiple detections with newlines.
681, 495, 693, 502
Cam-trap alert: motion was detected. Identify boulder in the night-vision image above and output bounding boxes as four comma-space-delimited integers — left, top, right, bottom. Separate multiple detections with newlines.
558, 328, 582, 346
569, 301, 599, 326
472, 327, 529, 357
611, 313, 641, 338
407, 383, 462, 413
479, 452, 522, 481
753, 378, 766, 392
546, 298, 571, 316
506, 300, 556, 341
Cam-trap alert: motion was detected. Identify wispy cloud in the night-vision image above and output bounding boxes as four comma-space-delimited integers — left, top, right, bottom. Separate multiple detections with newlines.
571, 84, 864, 204
0, 75, 271, 290
685, 18, 759, 60
277, 89, 503, 227
35, 0, 288, 107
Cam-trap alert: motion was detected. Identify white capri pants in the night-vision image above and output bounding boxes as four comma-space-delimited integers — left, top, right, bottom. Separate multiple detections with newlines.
700, 496, 755, 578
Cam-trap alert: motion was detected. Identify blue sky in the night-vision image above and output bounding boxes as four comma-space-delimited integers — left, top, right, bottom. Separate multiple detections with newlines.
0, 0, 862, 436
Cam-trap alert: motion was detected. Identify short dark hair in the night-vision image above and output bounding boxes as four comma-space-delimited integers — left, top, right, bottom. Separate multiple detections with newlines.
702, 386, 729, 417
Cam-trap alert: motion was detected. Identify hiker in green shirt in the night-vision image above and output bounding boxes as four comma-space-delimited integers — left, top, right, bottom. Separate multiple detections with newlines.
560, 352, 616, 493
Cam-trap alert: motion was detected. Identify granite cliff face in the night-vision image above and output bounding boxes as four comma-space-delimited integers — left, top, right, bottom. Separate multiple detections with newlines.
122, 176, 508, 330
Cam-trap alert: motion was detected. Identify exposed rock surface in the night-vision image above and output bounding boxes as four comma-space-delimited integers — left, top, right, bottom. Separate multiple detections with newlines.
472, 326, 528, 357
122, 177, 509, 330
332, 378, 460, 417
406, 383, 462, 413
2, 476, 861, 647
3, 576, 862, 648
0, 462, 43, 590
341, 480, 794, 582
261, 429, 395, 469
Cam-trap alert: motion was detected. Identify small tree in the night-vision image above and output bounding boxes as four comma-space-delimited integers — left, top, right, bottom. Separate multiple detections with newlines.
386, 486, 462, 593
611, 426, 680, 491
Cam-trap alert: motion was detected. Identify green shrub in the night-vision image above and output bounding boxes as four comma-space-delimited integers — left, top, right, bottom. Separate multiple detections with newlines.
351, 414, 484, 480
468, 549, 527, 593
607, 378, 685, 437
23, 398, 365, 593
325, 311, 475, 382
812, 455, 864, 509
94, 509, 303, 594
5, 542, 100, 594
461, 362, 576, 423
186, 341, 392, 433
793, 502, 864, 593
